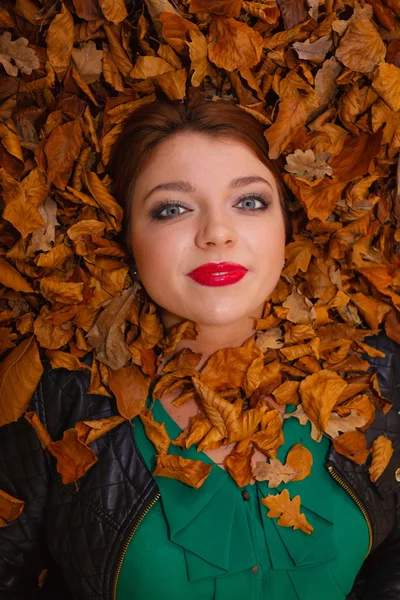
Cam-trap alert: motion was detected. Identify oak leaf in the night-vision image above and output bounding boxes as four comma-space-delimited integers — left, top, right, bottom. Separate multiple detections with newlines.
369, 435, 394, 482
253, 457, 298, 487
0, 31, 39, 76
153, 453, 212, 488
285, 149, 333, 180
261, 488, 313, 534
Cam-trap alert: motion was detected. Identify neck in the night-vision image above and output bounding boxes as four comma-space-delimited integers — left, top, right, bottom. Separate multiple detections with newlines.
160, 302, 265, 369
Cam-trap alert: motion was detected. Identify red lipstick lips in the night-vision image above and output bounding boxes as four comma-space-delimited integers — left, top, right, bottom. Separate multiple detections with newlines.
187, 262, 248, 287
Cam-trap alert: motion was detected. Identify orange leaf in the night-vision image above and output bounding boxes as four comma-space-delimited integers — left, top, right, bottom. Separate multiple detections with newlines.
75, 415, 125, 445
225, 443, 254, 487
47, 350, 91, 372
264, 98, 307, 160
153, 453, 212, 488
0, 256, 33, 293
286, 443, 313, 481
46, 2, 74, 80
139, 407, 171, 454
252, 409, 284, 458
335, 16, 386, 73
44, 119, 83, 186
261, 488, 313, 534
189, 0, 242, 17
47, 429, 98, 485
0, 336, 43, 427
24, 411, 52, 449
0, 489, 25, 527
207, 16, 264, 71
98, 0, 127, 23
369, 435, 394, 482
332, 430, 370, 465
299, 369, 348, 438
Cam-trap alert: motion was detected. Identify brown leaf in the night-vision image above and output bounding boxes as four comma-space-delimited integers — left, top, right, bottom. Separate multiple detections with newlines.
0, 327, 17, 355
72, 41, 103, 84
98, 0, 128, 23
47, 350, 91, 372
0, 488, 25, 527
0, 31, 39, 76
153, 453, 212, 488
139, 407, 171, 454
324, 408, 369, 438
225, 443, 254, 487
335, 16, 386, 73
285, 149, 333, 180
33, 305, 75, 350
44, 119, 83, 187
0, 257, 33, 293
369, 435, 394, 482
24, 411, 52, 449
47, 429, 98, 485
190, 0, 242, 17
75, 415, 125, 445
87, 286, 138, 370
0, 336, 43, 427
261, 488, 313, 534
332, 430, 370, 465
252, 409, 284, 458
372, 62, 400, 111
299, 369, 348, 439
207, 16, 264, 71
286, 443, 313, 481
108, 364, 149, 420
46, 2, 74, 80
253, 457, 298, 487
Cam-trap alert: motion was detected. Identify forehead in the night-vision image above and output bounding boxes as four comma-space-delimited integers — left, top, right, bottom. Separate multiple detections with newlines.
136, 131, 277, 190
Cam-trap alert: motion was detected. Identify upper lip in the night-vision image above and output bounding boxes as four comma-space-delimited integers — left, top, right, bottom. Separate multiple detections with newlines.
187, 262, 248, 275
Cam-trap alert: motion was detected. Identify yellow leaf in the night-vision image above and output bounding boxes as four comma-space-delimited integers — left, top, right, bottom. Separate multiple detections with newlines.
261, 488, 313, 534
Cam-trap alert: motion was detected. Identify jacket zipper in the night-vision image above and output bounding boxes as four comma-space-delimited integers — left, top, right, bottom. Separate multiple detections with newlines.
327, 464, 373, 556
112, 492, 161, 600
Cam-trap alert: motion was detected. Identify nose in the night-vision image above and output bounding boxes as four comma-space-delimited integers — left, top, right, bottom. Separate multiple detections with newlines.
194, 208, 238, 248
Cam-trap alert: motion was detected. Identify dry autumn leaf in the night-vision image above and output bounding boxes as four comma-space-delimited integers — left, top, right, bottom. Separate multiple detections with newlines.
139, 407, 171, 454
286, 443, 313, 481
0, 489, 25, 527
47, 429, 98, 485
261, 488, 314, 534
108, 364, 149, 421
253, 457, 298, 487
153, 453, 212, 488
332, 430, 370, 465
0, 336, 43, 427
369, 435, 394, 482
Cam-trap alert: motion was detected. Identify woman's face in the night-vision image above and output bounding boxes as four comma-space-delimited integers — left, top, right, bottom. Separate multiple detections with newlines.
130, 131, 286, 329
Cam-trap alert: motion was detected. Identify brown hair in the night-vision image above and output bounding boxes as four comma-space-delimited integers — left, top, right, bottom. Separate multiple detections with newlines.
108, 99, 293, 250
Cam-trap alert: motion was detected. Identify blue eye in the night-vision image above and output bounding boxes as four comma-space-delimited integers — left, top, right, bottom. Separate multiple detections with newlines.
149, 194, 270, 221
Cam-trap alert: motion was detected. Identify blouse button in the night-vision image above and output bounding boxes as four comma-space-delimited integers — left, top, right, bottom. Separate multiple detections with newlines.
241, 490, 250, 501
252, 565, 259, 575
395, 468, 400, 482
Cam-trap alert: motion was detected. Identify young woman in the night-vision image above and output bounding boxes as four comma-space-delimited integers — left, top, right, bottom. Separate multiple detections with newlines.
0, 99, 399, 600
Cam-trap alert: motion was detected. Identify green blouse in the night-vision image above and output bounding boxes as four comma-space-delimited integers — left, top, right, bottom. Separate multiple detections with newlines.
117, 398, 369, 600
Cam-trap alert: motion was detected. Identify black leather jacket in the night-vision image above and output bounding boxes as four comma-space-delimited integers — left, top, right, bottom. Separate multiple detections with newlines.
0, 329, 399, 600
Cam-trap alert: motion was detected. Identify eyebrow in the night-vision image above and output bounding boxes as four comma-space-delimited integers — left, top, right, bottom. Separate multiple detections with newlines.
143, 176, 274, 204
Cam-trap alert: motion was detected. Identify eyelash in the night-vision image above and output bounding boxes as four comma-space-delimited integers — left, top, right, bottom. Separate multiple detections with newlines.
149, 194, 271, 221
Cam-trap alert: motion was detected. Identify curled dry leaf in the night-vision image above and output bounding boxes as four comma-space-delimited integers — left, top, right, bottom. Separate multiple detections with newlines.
324, 408, 369, 438
0, 489, 25, 527
261, 488, 313, 534
299, 369, 348, 439
24, 411, 52, 449
225, 442, 254, 487
87, 286, 138, 370
0, 336, 43, 427
139, 407, 171, 454
332, 430, 370, 465
369, 435, 394, 482
153, 453, 212, 488
75, 415, 126, 445
47, 429, 98, 485
47, 351, 91, 372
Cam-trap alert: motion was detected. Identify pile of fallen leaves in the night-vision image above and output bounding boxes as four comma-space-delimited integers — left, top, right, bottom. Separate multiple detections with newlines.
0, 0, 400, 532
